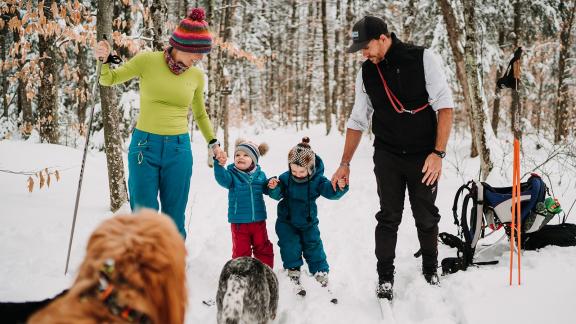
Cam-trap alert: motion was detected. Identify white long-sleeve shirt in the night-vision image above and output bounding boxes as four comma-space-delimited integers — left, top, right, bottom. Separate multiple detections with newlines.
346, 49, 455, 132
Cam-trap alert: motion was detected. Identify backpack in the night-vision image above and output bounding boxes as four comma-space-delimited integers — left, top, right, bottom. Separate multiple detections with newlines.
440, 174, 563, 275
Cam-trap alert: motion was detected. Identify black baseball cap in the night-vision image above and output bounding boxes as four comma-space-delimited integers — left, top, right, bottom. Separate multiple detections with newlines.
347, 16, 389, 53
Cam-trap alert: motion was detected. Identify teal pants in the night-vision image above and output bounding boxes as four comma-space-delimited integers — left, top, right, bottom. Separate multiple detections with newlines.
127, 128, 192, 238
276, 221, 329, 274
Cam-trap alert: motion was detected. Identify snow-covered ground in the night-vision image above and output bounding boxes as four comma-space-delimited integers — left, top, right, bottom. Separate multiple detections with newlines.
1, 125, 575, 324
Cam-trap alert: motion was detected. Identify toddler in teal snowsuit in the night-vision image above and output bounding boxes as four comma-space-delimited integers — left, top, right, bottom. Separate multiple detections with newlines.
268, 137, 348, 288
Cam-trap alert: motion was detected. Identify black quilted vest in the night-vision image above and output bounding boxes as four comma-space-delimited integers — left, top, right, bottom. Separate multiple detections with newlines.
362, 33, 437, 154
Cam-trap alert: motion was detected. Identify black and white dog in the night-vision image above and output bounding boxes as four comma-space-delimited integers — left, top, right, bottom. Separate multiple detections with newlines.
216, 257, 278, 324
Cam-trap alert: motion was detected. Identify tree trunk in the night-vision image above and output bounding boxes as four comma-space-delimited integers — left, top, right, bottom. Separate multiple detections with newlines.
331, 0, 341, 117
217, 0, 238, 153
206, 0, 219, 129
510, 0, 522, 139
285, 0, 298, 125
491, 29, 505, 137
167, 0, 181, 23
463, 0, 493, 179
554, 1, 575, 143
437, 0, 477, 158
150, 0, 168, 51
1, 19, 9, 117
37, 0, 60, 144
321, 0, 331, 134
403, 0, 416, 40
97, 0, 128, 212
338, 0, 355, 133
304, 1, 316, 129
76, 44, 90, 128
535, 74, 544, 133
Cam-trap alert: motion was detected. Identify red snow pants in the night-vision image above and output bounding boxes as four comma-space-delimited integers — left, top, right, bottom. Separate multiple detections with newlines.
231, 221, 274, 268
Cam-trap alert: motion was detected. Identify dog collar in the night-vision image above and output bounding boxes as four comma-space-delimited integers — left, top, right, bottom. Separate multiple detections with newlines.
91, 259, 152, 324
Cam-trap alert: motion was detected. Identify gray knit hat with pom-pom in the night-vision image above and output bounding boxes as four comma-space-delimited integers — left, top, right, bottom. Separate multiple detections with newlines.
235, 139, 269, 164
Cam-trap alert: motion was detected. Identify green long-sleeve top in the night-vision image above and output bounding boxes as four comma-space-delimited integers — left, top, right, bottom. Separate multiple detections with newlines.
99, 51, 216, 140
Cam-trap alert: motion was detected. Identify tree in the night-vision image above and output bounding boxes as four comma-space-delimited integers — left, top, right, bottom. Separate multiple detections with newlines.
554, 0, 576, 143
149, 0, 168, 51
437, 0, 479, 157
97, 0, 128, 211
321, 0, 331, 134
37, 0, 60, 144
463, 0, 493, 179
510, 0, 523, 139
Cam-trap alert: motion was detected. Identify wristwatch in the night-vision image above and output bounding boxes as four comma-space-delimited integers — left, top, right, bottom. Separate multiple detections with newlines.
208, 139, 221, 150
432, 149, 446, 158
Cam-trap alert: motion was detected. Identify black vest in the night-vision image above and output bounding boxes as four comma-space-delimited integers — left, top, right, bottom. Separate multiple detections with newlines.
362, 33, 437, 155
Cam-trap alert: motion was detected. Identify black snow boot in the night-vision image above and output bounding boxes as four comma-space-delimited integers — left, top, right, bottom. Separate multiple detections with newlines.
423, 267, 440, 285
376, 272, 394, 301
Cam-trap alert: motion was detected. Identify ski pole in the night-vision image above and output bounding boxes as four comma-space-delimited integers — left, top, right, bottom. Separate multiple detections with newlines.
508, 47, 523, 286
509, 142, 517, 286
65, 38, 107, 275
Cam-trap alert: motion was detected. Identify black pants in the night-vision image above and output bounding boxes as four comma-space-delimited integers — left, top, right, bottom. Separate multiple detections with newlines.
373, 149, 440, 280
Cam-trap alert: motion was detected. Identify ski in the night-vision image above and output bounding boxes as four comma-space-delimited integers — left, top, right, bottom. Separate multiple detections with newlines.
316, 281, 337, 304
288, 270, 307, 297
376, 297, 396, 323
324, 286, 338, 304
291, 280, 307, 297
202, 299, 215, 307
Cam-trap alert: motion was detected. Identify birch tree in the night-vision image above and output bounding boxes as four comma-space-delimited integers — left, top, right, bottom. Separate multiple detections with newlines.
463, 0, 493, 179
97, 0, 128, 211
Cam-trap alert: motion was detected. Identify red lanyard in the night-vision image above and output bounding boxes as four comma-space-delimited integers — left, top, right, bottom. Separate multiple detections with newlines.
375, 64, 429, 114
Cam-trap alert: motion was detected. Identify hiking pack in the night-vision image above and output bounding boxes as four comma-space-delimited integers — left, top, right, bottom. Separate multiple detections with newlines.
440, 173, 570, 275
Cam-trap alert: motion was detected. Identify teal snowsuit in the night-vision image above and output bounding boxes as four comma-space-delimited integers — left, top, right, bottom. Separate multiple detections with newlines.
269, 155, 348, 273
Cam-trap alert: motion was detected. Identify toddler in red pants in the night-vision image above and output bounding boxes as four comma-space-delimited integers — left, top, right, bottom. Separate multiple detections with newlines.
213, 139, 276, 268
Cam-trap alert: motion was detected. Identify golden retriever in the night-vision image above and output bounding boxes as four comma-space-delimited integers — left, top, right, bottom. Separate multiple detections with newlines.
29, 210, 187, 324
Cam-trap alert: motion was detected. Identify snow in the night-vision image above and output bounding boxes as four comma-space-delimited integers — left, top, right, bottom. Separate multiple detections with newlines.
1, 125, 575, 324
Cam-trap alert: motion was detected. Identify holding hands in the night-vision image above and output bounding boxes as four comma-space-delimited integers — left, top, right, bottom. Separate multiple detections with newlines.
213, 145, 227, 166
336, 177, 346, 191
331, 164, 350, 191
268, 177, 279, 189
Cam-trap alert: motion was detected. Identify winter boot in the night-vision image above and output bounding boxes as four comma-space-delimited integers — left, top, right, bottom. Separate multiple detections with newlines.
423, 267, 440, 285
314, 271, 329, 287
288, 267, 306, 296
288, 267, 301, 282
376, 272, 394, 301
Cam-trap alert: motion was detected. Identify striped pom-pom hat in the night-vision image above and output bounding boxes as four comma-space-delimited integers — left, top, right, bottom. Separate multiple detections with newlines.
169, 8, 212, 54
235, 139, 269, 165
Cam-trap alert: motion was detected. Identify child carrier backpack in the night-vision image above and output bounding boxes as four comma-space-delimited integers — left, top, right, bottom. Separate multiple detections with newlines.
440, 173, 563, 275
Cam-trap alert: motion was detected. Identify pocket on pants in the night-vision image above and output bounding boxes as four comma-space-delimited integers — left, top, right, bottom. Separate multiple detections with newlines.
128, 146, 152, 167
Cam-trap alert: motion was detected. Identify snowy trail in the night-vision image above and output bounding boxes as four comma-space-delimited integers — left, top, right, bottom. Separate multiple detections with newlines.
1, 125, 576, 324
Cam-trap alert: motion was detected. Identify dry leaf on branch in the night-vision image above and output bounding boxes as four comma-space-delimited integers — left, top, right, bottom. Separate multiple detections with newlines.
27, 176, 34, 193
39, 171, 45, 189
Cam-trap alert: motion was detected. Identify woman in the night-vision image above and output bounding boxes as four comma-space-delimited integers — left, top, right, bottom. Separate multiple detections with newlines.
95, 8, 226, 238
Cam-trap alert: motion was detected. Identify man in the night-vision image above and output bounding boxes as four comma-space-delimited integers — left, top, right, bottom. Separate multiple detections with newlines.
331, 16, 454, 301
